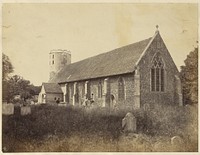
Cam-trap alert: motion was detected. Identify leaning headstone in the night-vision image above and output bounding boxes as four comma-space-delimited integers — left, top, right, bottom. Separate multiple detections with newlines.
122, 112, 136, 133
21, 106, 31, 115
2, 103, 14, 115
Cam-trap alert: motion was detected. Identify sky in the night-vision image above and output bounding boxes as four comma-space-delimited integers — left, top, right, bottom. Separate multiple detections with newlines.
2, 3, 198, 86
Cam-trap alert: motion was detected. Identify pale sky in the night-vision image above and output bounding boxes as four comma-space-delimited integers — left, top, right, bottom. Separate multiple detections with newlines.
2, 3, 198, 86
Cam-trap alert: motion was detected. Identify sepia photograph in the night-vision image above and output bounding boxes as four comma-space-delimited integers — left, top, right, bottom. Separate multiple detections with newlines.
1, 1, 198, 153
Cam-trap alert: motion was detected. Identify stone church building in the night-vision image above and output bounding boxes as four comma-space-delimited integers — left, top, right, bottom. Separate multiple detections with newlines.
38, 30, 183, 108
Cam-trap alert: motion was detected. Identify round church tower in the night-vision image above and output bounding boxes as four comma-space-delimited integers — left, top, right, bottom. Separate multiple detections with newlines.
49, 49, 71, 80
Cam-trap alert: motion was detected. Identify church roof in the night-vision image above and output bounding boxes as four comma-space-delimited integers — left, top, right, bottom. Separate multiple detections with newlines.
43, 83, 63, 93
50, 36, 153, 84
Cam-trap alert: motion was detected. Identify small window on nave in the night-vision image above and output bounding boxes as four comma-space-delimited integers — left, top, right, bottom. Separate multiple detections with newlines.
98, 81, 102, 98
118, 77, 125, 101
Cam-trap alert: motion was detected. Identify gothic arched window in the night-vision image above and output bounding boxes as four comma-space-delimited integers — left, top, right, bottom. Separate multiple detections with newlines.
151, 53, 165, 92
71, 83, 74, 98
82, 83, 85, 98
98, 81, 102, 98
118, 77, 125, 101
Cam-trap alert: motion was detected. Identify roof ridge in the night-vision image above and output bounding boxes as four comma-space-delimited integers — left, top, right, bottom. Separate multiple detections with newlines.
50, 36, 153, 83
43, 82, 63, 93
61, 37, 152, 69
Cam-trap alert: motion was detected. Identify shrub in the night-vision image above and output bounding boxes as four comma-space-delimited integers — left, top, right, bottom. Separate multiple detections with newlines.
142, 104, 188, 136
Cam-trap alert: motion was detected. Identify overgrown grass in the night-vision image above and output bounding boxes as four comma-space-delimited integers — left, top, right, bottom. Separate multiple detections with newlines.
2, 103, 198, 152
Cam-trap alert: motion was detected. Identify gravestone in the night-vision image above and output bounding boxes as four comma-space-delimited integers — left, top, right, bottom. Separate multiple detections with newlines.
122, 112, 136, 133
21, 106, 31, 115
2, 103, 14, 115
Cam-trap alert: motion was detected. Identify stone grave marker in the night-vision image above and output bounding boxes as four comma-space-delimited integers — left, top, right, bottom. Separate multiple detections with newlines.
2, 103, 14, 115
21, 106, 31, 115
122, 112, 136, 133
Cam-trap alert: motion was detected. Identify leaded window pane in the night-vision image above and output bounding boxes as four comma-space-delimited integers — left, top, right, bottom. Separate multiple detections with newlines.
151, 68, 155, 91
151, 52, 165, 92
156, 68, 160, 91
161, 69, 164, 91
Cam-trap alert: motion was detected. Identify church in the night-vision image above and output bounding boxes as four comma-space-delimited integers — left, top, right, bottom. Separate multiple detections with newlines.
38, 29, 183, 109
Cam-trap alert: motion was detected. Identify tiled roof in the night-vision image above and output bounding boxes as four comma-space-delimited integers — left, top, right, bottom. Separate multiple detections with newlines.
49, 37, 152, 83
43, 83, 63, 93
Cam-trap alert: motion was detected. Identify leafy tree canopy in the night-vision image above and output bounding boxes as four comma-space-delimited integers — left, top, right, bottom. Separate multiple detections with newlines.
2, 53, 14, 81
3, 75, 41, 103
180, 47, 198, 105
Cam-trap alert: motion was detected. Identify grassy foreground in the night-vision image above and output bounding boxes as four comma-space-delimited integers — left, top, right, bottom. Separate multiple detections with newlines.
2, 104, 198, 152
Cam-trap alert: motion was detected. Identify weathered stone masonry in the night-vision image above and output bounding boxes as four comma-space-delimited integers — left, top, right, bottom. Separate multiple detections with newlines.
138, 32, 182, 106
60, 73, 137, 108
40, 30, 183, 108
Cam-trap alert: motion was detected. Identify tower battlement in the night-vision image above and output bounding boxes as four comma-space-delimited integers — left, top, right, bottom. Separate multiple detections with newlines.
50, 49, 71, 55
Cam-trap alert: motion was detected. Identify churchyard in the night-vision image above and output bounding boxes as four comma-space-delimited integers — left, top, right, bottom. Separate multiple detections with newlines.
2, 103, 198, 152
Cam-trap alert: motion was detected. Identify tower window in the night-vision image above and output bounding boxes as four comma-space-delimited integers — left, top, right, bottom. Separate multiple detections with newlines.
151, 53, 165, 92
52, 55, 54, 59
52, 60, 54, 64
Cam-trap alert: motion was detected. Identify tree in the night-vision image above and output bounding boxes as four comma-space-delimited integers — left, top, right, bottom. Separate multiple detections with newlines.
2, 54, 40, 103
180, 47, 198, 105
3, 74, 41, 103
2, 53, 13, 81
20, 91, 31, 102
8, 75, 31, 101
2, 53, 14, 102
27, 85, 41, 96
2, 80, 11, 102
